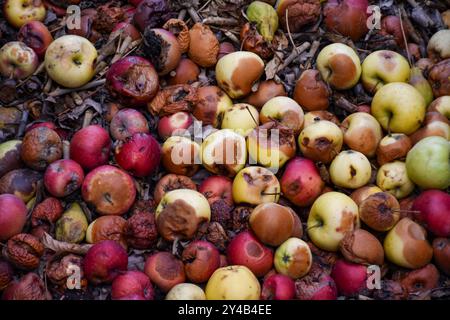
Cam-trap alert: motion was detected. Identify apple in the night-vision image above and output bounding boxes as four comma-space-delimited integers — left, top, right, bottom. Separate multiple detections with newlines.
144, 252, 185, 293
205, 265, 261, 300
167, 58, 200, 85
280, 157, 325, 207
193, 86, 233, 128
371, 83, 426, 135
111, 271, 154, 300
157, 112, 193, 140
198, 175, 233, 206
45, 35, 97, 88
110, 108, 149, 141
427, 29, 450, 61
215, 51, 264, 99
359, 192, 400, 232
86, 215, 127, 248
0, 42, 38, 79
221, 103, 259, 136
83, 240, 128, 284
261, 274, 295, 300
339, 229, 384, 265
247, 122, 296, 170
44, 159, 84, 197
232, 166, 280, 205
295, 269, 337, 300
0, 194, 27, 241
428, 96, 450, 120
4, 0, 46, 28
324, 0, 369, 41
259, 96, 304, 135
303, 110, 340, 128
331, 260, 367, 297
384, 218, 433, 269
412, 190, 450, 237
316, 43, 361, 90
377, 161, 415, 199
0, 168, 42, 202
166, 283, 206, 300
350, 185, 383, 205
293, 69, 330, 111
274, 237, 312, 279
182, 240, 220, 284
409, 67, 434, 106
114, 133, 161, 177
201, 129, 247, 177
70, 125, 111, 171
249, 202, 302, 246
433, 238, 450, 275
307, 192, 359, 252
153, 174, 196, 204
409, 112, 450, 145
246, 80, 287, 109
376, 133, 412, 166
155, 189, 211, 241
405, 136, 450, 190
361, 50, 411, 93
161, 136, 201, 177
340, 112, 383, 157
0, 140, 22, 177
82, 165, 136, 216
298, 120, 343, 164
17, 21, 53, 58
329, 150, 372, 189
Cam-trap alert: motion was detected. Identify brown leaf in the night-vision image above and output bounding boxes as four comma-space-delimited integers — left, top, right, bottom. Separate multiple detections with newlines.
41, 233, 92, 255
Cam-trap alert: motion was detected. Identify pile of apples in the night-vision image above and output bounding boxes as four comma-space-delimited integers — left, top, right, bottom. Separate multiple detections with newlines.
0, 0, 449, 300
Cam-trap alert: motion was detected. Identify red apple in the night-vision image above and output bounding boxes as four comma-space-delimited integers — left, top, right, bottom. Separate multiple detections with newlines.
157, 112, 193, 140
83, 240, 128, 284
198, 175, 233, 207
111, 270, 154, 300
110, 108, 149, 141
144, 252, 185, 293
70, 125, 111, 171
25, 121, 56, 133
106, 56, 159, 107
44, 159, 84, 197
0, 194, 27, 241
227, 230, 274, 277
331, 260, 367, 297
17, 21, 53, 58
296, 270, 338, 300
182, 240, 220, 283
412, 190, 450, 237
261, 274, 295, 300
114, 133, 161, 177
82, 165, 136, 216
280, 157, 325, 207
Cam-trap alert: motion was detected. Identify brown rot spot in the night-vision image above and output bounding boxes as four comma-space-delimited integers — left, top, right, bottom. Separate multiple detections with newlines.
335, 210, 354, 233
350, 165, 357, 178
246, 242, 263, 257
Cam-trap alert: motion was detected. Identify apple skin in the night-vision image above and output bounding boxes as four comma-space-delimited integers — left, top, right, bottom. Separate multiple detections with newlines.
307, 192, 359, 252
110, 109, 149, 141
331, 260, 367, 297
70, 125, 112, 171
0, 140, 23, 177
111, 271, 154, 300
4, 0, 47, 28
428, 96, 450, 120
329, 150, 372, 189
361, 50, 411, 93
274, 237, 312, 279
0, 194, 27, 241
114, 133, 161, 177
0, 41, 39, 79
259, 96, 304, 135
377, 161, 415, 199
157, 112, 193, 140
45, 35, 98, 88
280, 157, 325, 207
182, 240, 221, 284
226, 231, 273, 277
295, 271, 338, 300
83, 240, 128, 285
166, 283, 206, 300
144, 252, 186, 293
17, 21, 53, 58
198, 175, 233, 206
371, 83, 426, 135
261, 274, 295, 300
412, 190, 450, 237
44, 159, 84, 197
316, 43, 361, 90
405, 136, 450, 190
221, 103, 259, 136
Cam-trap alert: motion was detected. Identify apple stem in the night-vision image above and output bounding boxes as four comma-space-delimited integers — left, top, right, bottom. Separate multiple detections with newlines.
245, 106, 259, 126
307, 223, 322, 231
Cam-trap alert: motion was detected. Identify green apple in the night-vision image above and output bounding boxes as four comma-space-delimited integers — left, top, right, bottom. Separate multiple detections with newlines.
371, 82, 426, 135
307, 192, 359, 252
329, 150, 372, 189
45, 35, 97, 88
384, 218, 433, 269
405, 136, 450, 189
259, 96, 304, 134
221, 103, 259, 136
274, 237, 312, 279
361, 50, 410, 93
409, 67, 434, 106
376, 161, 415, 199
316, 43, 361, 90
166, 283, 206, 300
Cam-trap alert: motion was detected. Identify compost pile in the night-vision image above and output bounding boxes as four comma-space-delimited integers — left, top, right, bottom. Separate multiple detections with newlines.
0, 0, 449, 301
